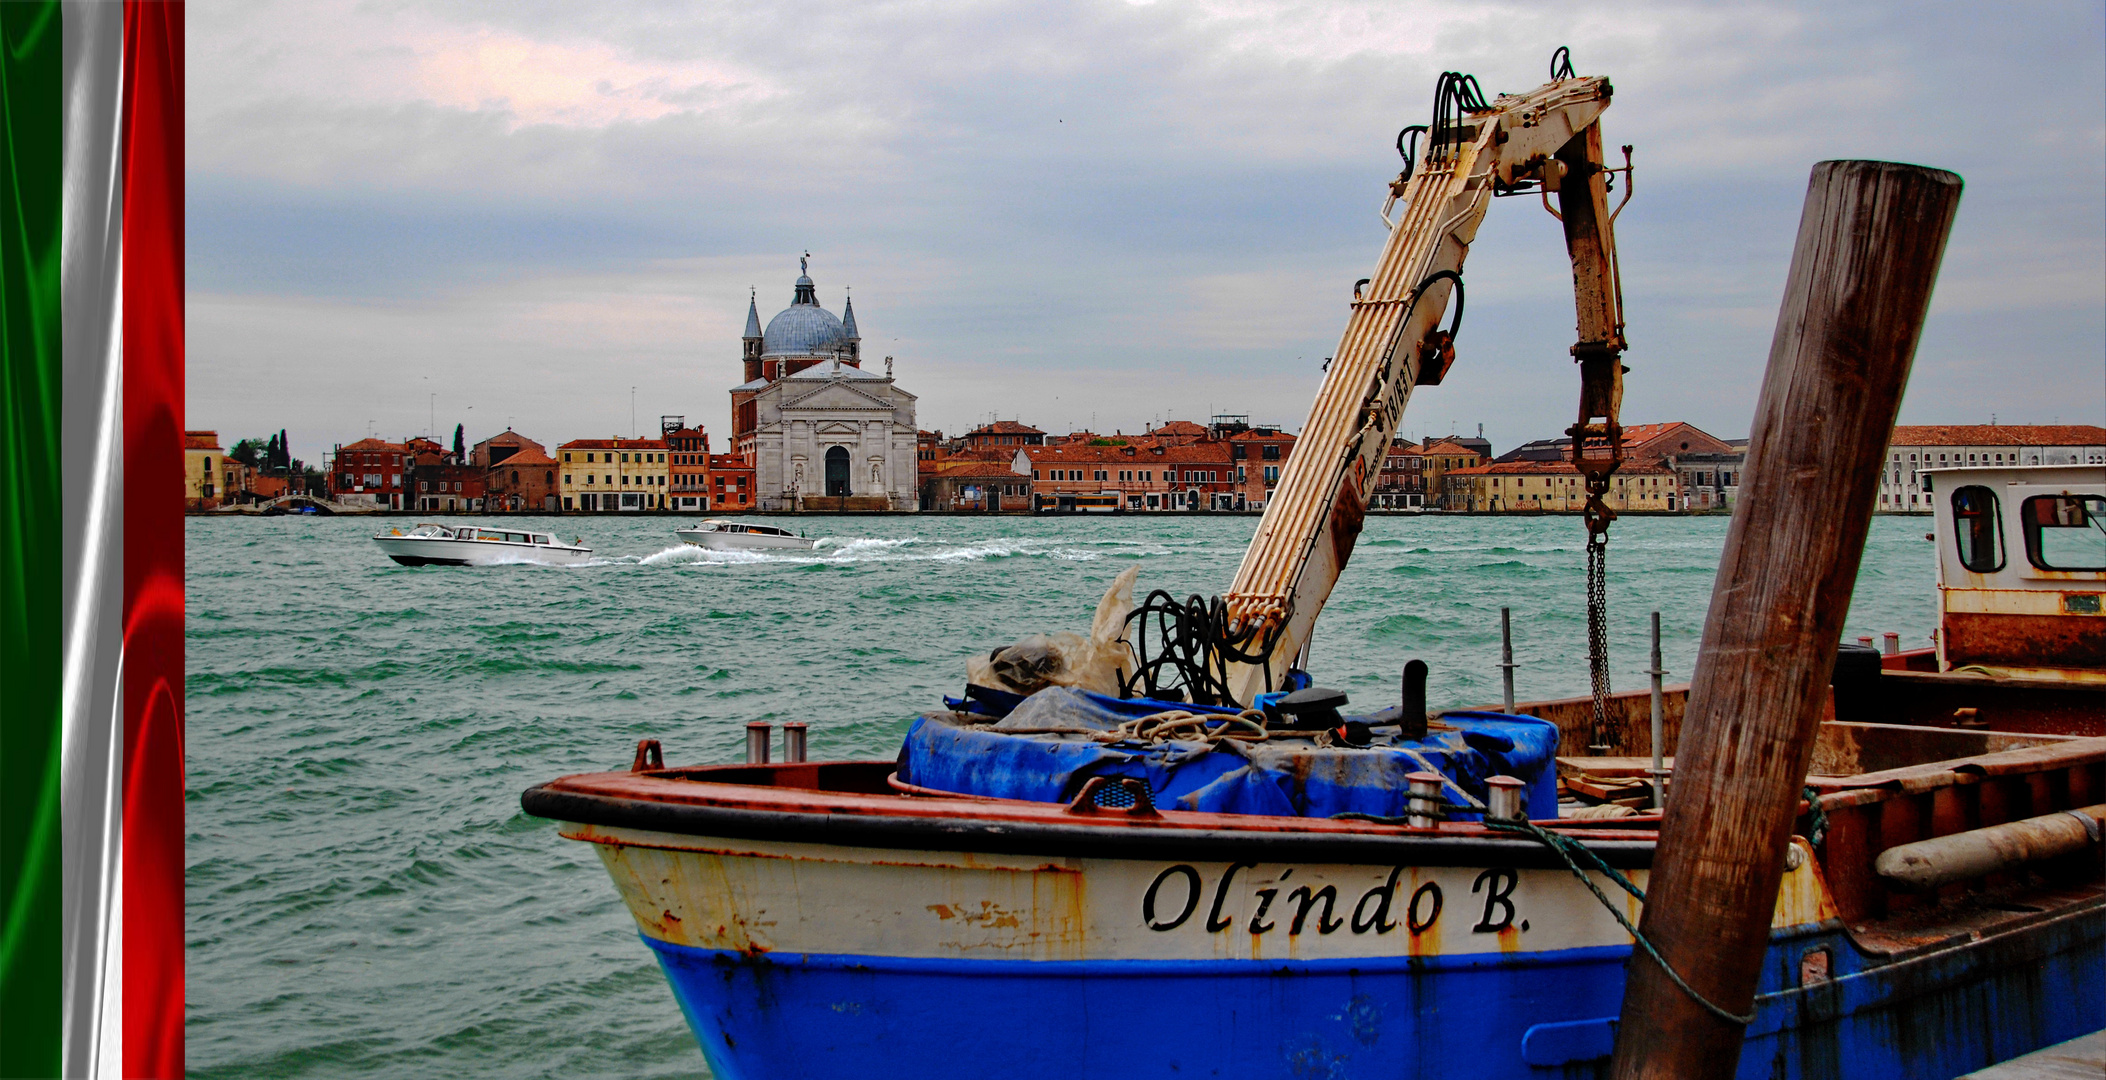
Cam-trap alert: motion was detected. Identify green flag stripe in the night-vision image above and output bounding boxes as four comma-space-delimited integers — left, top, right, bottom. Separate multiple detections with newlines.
1, 2, 64, 1077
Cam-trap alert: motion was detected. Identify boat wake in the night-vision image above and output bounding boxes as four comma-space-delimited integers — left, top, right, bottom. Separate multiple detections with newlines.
613, 535, 1173, 568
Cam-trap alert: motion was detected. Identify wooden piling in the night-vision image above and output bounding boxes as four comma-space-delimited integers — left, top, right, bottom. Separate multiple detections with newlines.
1608, 160, 1962, 1078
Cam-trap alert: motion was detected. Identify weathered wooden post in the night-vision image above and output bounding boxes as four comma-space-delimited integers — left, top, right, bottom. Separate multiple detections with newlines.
1608, 160, 1961, 1077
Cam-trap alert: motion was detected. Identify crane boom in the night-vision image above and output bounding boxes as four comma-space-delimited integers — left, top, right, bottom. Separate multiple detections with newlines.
1221, 70, 1628, 705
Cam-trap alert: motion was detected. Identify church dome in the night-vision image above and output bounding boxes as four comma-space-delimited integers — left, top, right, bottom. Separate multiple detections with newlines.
759, 264, 858, 359
762, 304, 848, 358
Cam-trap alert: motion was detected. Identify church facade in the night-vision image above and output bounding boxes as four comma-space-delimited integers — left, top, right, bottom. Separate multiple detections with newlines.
731, 260, 920, 511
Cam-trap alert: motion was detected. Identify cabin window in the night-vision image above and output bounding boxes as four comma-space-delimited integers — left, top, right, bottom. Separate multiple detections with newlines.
1950, 486, 2004, 573
2022, 495, 2106, 572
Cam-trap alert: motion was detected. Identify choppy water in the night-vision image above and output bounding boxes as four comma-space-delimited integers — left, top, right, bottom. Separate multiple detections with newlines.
185, 512, 1939, 1078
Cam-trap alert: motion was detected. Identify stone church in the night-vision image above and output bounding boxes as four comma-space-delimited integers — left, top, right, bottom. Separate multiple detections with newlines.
730, 259, 920, 511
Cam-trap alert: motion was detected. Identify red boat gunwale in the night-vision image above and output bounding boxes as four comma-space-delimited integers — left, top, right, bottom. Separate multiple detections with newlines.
522, 759, 1661, 869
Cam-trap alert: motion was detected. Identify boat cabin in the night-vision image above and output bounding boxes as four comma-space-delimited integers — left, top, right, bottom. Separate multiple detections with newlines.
686, 520, 796, 538
1926, 464, 2106, 676
401, 524, 562, 547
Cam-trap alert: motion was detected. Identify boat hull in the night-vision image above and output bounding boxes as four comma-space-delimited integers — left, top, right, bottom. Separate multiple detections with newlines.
550, 815, 2104, 1080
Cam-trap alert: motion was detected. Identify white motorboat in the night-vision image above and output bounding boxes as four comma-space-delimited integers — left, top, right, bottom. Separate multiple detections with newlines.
372, 523, 593, 567
673, 519, 819, 552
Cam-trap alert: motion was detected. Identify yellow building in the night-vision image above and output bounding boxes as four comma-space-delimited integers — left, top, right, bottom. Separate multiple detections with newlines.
1443, 460, 1675, 513
1417, 439, 1485, 508
184, 430, 249, 510
558, 437, 671, 512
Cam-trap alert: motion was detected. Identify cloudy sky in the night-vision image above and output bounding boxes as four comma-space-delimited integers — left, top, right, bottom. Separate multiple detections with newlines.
187, 0, 2105, 464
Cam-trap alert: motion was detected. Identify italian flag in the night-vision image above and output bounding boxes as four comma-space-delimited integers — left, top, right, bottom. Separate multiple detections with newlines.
3, 2, 187, 1077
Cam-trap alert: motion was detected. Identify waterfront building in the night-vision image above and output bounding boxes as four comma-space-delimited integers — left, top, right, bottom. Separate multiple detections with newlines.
921, 457, 1033, 512
1374, 440, 1426, 508
331, 437, 409, 510
485, 447, 559, 513
731, 260, 919, 511
1417, 440, 1486, 509
664, 420, 714, 512
470, 429, 546, 469
1024, 441, 1241, 511
1442, 459, 1675, 513
410, 460, 486, 513
1663, 449, 1745, 512
558, 437, 670, 512
185, 431, 228, 510
708, 454, 755, 510
1227, 428, 1296, 510
1878, 425, 2106, 512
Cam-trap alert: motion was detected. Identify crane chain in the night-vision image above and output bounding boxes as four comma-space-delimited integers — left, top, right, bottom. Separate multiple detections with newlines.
1584, 489, 1614, 753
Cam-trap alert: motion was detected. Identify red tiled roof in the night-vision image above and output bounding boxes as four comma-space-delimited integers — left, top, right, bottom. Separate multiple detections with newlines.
559, 437, 669, 450
1150, 420, 1208, 435
184, 430, 222, 449
1421, 440, 1480, 457
1447, 459, 1672, 476
337, 438, 404, 452
1889, 425, 2106, 446
492, 448, 557, 466
970, 420, 1044, 436
1227, 429, 1295, 442
1026, 443, 1233, 464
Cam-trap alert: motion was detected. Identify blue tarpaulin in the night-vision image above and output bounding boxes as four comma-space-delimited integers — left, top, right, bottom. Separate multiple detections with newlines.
898, 686, 1561, 820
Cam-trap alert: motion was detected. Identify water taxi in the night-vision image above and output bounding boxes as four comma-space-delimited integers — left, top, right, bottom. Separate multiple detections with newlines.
371, 523, 592, 567
673, 520, 819, 552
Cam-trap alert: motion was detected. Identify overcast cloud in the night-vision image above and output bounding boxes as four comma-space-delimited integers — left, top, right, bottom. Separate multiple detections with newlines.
186, 0, 2106, 463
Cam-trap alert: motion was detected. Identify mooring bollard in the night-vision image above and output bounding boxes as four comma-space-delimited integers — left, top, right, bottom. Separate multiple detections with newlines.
745, 721, 772, 765
782, 721, 808, 764
1499, 607, 1517, 714
1649, 611, 1667, 811
1882, 632, 1900, 656
1401, 660, 1428, 740
1406, 772, 1446, 829
1485, 775, 1527, 821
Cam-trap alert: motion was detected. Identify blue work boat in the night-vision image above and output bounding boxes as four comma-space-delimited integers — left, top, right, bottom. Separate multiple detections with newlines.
527, 45, 2105, 1073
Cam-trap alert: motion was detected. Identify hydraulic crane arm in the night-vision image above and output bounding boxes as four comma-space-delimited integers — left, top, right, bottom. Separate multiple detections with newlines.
1220, 67, 1629, 705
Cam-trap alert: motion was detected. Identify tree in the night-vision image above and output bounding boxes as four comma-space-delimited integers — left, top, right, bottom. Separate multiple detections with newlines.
453, 423, 465, 461
276, 428, 291, 470
230, 437, 266, 467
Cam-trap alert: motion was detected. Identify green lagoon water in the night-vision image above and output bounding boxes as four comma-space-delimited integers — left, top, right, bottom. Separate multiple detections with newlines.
185, 512, 1940, 1078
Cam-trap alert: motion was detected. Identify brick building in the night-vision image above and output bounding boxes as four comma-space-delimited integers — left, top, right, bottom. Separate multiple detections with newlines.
922, 459, 1033, 512
485, 447, 559, 513
1025, 441, 1242, 511
1374, 440, 1426, 508
709, 454, 756, 510
470, 429, 543, 469
665, 421, 714, 512
964, 420, 1045, 450
332, 437, 408, 509
1227, 428, 1296, 510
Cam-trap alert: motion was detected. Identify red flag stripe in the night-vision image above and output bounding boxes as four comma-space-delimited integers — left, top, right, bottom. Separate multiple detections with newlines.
120, 2, 185, 1076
